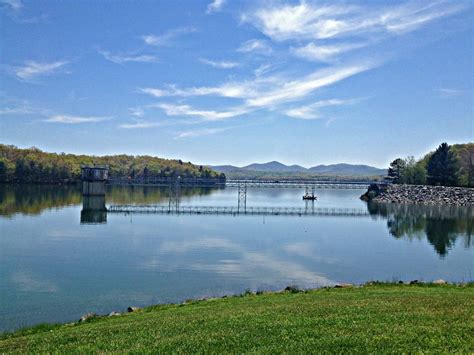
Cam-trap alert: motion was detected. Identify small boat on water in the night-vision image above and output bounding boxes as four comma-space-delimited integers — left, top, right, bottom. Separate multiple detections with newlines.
303, 186, 317, 200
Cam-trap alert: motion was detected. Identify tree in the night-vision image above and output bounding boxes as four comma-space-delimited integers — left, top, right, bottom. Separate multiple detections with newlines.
426, 143, 459, 186
468, 155, 474, 187
387, 158, 406, 183
400, 156, 427, 185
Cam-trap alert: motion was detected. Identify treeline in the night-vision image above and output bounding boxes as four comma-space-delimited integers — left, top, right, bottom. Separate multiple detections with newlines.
0, 144, 225, 184
387, 142, 473, 187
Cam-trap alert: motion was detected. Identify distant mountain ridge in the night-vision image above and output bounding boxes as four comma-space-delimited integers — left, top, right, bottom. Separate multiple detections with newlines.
208, 161, 386, 177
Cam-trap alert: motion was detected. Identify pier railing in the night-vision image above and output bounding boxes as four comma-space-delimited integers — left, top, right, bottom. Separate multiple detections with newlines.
106, 177, 372, 189
107, 204, 370, 217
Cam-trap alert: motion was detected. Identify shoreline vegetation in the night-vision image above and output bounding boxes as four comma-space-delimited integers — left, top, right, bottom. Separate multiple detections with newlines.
0, 144, 224, 184
0, 282, 472, 353
386, 142, 473, 187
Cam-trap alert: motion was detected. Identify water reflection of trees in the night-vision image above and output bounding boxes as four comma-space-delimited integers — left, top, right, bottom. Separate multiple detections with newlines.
0, 184, 82, 217
105, 186, 219, 204
367, 202, 473, 256
0, 185, 219, 218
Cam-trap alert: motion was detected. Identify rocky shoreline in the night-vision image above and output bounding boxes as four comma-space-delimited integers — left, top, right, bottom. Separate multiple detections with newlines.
361, 184, 473, 206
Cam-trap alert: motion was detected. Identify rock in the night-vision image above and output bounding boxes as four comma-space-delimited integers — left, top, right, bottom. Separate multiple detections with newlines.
127, 306, 140, 313
334, 283, 353, 288
79, 312, 97, 322
108, 311, 121, 317
365, 184, 474, 206
433, 279, 447, 285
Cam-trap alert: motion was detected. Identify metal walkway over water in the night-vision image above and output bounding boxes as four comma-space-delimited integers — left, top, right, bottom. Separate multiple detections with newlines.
107, 177, 372, 189
107, 204, 370, 217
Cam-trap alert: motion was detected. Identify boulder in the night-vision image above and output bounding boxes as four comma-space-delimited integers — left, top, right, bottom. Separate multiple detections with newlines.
79, 312, 97, 322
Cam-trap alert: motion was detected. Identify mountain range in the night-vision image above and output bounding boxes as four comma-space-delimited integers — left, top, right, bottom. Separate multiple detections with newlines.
208, 161, 386, 177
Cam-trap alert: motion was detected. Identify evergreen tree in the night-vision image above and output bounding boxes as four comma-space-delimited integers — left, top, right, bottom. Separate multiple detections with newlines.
426, 143, 459, 186
387, 158, 405, 183
468, 155, 474, 187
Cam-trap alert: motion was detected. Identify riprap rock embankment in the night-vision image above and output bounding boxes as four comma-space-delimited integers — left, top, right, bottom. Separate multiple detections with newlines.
361, 184, 473, 206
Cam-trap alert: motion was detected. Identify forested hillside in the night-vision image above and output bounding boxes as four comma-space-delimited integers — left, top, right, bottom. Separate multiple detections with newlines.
0, 144, 224, 183
387, 142, 473, 187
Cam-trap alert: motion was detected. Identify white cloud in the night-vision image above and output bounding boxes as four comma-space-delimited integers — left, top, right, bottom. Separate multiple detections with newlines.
199, 58, 239, 69
0, 106, 35, 115
141, 64, 373, 122
140, 81, 259, 99
142, 27, 196, 46
435, 88, 465, 98
246, 64, 374, 108
99, 50, 158, 64
0, 99, 50, 116
45, 114, 111, 124
285, 98, 363, 120
237, 39, 273, 55
175, 127, 230, 139
15, 60, 68, 81
119, 121, 162, 129
206, 0, 225, 14
0, 0, 22, 11
128, 107, 145, 117
244, 1, 465, 41
159, 103, 249, 121
291, 42, 365, 62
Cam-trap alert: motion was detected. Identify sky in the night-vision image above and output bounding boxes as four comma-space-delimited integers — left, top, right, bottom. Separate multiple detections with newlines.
0, 0, 472, 168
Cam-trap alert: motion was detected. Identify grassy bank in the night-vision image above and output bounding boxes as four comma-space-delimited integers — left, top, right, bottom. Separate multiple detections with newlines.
1, 283, 473, 353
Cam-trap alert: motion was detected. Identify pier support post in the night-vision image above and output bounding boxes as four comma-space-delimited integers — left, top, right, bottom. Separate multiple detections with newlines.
168, 177, 181, 213
238, 183, 247, 213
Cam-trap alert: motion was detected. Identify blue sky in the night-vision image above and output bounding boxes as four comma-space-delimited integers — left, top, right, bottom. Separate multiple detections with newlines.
0, 0, 472, 168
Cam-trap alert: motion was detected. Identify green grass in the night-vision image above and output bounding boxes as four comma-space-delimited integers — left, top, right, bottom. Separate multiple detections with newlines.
1, 283, 473, 353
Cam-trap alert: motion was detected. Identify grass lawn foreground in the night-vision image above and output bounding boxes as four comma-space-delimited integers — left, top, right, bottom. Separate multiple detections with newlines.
0, 283, 473, 353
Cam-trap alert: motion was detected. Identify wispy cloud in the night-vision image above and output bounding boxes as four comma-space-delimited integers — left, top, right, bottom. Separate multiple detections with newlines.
237, 39, 273, 55
0, 105, 36, 115
245, 64, 374, 108
99, 50, 158, 64
45, 114, 111, 124
119, 121, 162, 129
435, 88, 466, 98
199, 58, 239, 69
175, 126, 230, 139
128, 107, 145, 117
140, 80, 260, 99
291, 42, 366, 62
285, 98, 364, 120
159, 103, 250, 121
141, 63, 374, 121
15, 60, 68, 81
206, 0, 225, 14
0, 98, 50, 116
0, 0, 22, 11
142, 27, 196, 46
244, 1, 465, 42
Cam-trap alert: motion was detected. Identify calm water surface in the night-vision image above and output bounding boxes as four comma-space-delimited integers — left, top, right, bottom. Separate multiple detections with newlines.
0, 184, 472, 332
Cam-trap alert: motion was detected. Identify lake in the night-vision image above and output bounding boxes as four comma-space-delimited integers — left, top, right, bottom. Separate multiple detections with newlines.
0, 184, 472, 332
